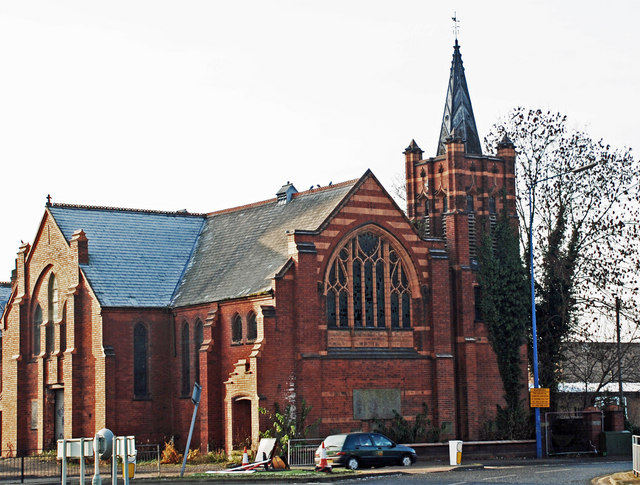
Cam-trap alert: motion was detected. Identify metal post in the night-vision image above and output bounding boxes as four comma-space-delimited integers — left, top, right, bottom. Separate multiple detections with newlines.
180, 383, 202, 478
157, 444, 161, 476
123, 437, 129, 485
529, 185, 542, 459
616, 297, 624, 414
111, 436, 117, 485
61, 440, 67, 485
92, 434, 101, 485
80, 437, 85, 485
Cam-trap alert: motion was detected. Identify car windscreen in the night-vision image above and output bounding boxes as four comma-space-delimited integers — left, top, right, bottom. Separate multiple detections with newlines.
324, 435, 347, 449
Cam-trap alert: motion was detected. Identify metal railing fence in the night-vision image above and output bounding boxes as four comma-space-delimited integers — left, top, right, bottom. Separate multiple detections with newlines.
287, 438, 323, 467
0, 445, 162, 482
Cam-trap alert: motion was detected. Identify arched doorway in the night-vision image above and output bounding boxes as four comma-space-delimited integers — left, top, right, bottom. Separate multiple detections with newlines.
231, 397, 252, 448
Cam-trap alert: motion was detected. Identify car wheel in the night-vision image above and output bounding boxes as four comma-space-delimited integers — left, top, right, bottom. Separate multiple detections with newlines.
347, 457, 360, 470
401, 454, 412, 467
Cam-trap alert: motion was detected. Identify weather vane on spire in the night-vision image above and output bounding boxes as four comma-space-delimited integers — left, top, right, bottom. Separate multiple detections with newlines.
452, 12, 460, 41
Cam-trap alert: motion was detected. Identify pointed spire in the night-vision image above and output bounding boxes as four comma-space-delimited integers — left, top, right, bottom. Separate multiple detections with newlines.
437, 39, 482, 156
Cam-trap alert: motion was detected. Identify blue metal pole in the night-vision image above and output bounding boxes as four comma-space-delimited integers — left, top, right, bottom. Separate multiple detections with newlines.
529, 185, 542, 458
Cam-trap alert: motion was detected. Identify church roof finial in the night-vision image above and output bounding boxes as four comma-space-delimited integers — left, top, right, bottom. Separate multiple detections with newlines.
436, 16, 482, 156
452, 12, 460, 42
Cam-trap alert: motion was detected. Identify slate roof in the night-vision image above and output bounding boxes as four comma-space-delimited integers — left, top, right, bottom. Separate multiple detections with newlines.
437, 39, 482, 156
172, 180, 357, 307
0, 282, 11, 316
49, 205, 206, 307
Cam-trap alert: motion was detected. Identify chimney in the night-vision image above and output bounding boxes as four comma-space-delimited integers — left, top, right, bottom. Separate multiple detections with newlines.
71, 230, 89, 265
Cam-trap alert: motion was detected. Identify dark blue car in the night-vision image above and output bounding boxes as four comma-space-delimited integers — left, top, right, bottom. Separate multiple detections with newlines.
315, 432, 417, 470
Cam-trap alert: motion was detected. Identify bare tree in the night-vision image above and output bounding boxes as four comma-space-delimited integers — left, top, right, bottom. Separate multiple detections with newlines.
485, 108, 640, 395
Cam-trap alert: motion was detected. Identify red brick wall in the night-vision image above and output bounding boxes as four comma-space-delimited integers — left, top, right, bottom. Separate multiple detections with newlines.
1, 149, 522, 454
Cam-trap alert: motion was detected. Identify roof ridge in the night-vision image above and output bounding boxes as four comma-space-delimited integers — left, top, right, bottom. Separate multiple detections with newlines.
292, 178, 359, 199
208, 178, 358, 216
49, 202, 207, 217
208, 197, 277, 216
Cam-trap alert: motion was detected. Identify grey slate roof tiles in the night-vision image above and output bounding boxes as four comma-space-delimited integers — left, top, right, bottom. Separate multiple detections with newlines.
47, 179, 357, 309
49, 205, 206, 308
171, 181, 356, 307
437, 39, 482, 156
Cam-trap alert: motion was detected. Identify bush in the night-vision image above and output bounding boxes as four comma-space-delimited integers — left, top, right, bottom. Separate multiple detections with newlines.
373, 403, 442, 443
160, 440, 183, 464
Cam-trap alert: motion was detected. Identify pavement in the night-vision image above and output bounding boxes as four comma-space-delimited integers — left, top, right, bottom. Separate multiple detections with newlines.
133, 455, 635, 484
2, 455, 634, 484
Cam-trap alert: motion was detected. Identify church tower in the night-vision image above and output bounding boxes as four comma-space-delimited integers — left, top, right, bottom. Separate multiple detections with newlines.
404, 38, 516, 265
404, 38, 518, 439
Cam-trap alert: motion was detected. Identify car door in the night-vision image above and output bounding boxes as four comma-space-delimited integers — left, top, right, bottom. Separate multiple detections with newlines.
370, 433, 397, 465
353, 433, 376, 466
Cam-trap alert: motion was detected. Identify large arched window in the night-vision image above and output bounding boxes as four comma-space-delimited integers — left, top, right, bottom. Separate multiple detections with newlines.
325, 231, 412, 329
46, 274, 58, 355
133, 323, 149, 398
181, 323, 190, 396
194, 320, 203, 385
33, 304, 42, 356
231, 315, 242, 343
247, 312, 257, 342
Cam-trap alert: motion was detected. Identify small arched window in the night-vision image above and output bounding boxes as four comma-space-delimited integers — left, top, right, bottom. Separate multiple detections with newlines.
133, 323, 149, 398
247, 312, 257, 342
33, 304, 42, 356
59, 304, 67, 353
194, 320, 203, 385
48, 274, 58, 323
181, 323, 190, 396
466, 195, 474, 212
231, 315, 242, 343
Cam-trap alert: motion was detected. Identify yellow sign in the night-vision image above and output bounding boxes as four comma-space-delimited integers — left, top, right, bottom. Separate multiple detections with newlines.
530, 388, 550, 408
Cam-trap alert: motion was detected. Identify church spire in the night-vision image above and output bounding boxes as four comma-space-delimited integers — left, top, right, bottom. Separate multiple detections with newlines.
436, 39, 482, 156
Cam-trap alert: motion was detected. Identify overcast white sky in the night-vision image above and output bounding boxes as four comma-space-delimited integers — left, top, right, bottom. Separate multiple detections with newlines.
0, 1, 638, 280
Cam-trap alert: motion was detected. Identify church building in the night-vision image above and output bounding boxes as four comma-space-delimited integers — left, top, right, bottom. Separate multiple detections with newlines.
0, 40, 520, 455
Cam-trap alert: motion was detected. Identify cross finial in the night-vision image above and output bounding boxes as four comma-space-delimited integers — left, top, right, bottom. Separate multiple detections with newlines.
46, 194, 52, 206
452, 12, 460, 41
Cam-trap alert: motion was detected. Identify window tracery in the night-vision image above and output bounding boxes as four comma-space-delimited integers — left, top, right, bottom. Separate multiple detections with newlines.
326, 231, 412, 329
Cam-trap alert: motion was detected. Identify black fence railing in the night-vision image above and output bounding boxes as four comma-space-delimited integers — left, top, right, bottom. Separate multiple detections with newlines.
0, 445, 161, 483
0, 454, 61, 483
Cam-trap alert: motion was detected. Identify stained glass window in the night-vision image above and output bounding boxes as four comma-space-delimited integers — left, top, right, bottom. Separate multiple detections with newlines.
325, 231, 412, 330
